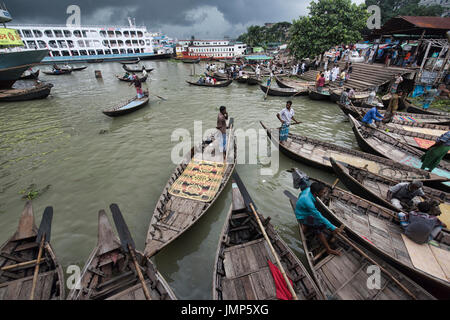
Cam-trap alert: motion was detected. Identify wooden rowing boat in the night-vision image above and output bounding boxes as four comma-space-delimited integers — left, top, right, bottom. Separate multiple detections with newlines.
383, 121, 448, 137
0, 201, 64, 300
348, 114, 450, 190
120, 59, 140, 65
330, 157, 450, 212
144, 122, 237, 257
330, 89, 371, 106
122, 65, 153, 73
289, 173, 450, 299
116, 74, 148, 83
212, 72, 229, 81
181, 58, 200, 64
405, 100, 450, 117
259, 84, 307, 97
285, 191, 435, 300
102, 93, 149, 117
212, 173, 323, 300
247, 76, 261, 85
337, 103, 450, 125
67, 210, 176, 300
186, 80, 233, 87
0, 83, 53, 102
308, 89, 331, 101
60, 65, 87, 72
42, 69, 72, 75
376, 124, 450, 158
236, 76, 248, 84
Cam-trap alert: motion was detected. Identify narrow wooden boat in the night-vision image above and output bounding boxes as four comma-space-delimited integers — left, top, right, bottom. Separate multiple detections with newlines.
260, 121, 449, 191
212, 72, 229, 81
181, 58, 200, 64
0, 83, 53, 102
330, 157, 450, 212
67, 210, 176, 300
285, 191, 436, 300
116, 74, 148, 83
308, 89, 331, 101
236, 76, 248, 84
186, 79, 232, 87
383, 121, 449, 138
19, 69, 39, 80
213, 173, 323, 300
405, 100, 450, 117
288, 173, 450, 299
259, 84, 307, 97
42, 69, 72, 75
337, 103, 450, 125
60, 65, 87, 72
247, 76, 261, 85
122, 65, 153, 73
331, 89, 371, 106
274, 76, 315, 90
102, 93, 149, 117
120, 59, 140, 65
0, 202, 64, 300
348, 114, 450, 189
144, 121, 237, 257
377, 124, 450, 158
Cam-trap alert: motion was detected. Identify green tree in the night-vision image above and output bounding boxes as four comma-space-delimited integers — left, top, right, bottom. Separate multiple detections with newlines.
288, 0, 369, 60
236, 22, 292, 47
365, 0, 445, 25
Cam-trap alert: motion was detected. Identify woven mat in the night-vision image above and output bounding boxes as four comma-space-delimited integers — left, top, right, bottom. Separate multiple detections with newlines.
394, 115, 418, 123
168, 159, 225, 202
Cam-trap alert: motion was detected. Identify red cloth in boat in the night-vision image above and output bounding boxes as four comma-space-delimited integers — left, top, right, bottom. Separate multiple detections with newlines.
268, 260, 293, 300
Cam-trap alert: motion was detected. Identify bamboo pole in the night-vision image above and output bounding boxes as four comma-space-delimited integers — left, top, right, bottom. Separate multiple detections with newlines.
29, 236, 45, 300
248, 203, 298, 300
1, 258, 45, 271
128, 244, 152, 300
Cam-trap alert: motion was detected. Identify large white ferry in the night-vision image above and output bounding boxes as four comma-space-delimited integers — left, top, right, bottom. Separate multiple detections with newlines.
9, 18, 174, 63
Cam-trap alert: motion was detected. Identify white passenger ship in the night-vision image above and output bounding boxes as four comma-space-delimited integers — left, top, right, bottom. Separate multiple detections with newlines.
9, 18, 174, 63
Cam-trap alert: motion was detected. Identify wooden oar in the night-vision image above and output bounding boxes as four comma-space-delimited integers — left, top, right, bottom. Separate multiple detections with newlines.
233, 172, 298, 300
110, 203, 152, 300
224, 117, 234, 165
144, 82, 167, 101
30, 206, 53, 300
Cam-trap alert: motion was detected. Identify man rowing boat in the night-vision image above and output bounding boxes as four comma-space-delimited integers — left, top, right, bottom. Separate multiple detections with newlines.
277, 101, 301, 145
217, 106, 229, 159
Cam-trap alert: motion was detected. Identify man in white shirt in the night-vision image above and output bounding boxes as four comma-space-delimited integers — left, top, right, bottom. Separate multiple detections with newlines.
276, 101, 301, 145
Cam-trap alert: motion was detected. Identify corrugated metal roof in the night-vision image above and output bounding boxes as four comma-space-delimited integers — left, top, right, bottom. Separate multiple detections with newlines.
400, 16, 450, 29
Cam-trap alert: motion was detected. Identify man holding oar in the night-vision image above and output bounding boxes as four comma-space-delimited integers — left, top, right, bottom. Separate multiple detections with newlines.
276, 101, 301, 145
217, 106, 229, 159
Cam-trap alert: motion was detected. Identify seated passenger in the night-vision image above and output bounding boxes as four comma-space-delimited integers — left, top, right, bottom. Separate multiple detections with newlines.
387, 180, 426, 211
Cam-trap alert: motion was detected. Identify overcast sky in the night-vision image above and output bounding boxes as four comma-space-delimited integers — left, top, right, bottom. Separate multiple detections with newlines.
7, 0, 366, 39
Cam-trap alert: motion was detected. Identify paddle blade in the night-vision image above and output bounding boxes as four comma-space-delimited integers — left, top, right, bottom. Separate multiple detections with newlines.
232, 172, 257, 211
283, 190, 298, 208
228, 117, 234, 129
110, 203, 135, 252
36, 207, 53, 244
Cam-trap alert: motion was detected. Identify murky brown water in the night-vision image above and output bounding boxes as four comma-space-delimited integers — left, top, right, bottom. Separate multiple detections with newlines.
0, 60, 359, 299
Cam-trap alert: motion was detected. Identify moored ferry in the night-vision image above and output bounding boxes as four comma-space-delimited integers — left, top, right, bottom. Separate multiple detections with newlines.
9, 18, 174, 63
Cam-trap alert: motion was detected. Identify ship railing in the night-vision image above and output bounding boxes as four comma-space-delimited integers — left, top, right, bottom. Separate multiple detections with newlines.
8, 23, 149, 30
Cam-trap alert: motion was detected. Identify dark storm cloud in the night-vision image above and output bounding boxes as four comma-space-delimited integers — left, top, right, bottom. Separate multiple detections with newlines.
7, 0, 362, 37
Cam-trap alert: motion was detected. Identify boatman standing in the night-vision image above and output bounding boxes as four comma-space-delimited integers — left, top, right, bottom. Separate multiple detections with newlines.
217, 106, 229, 159
276, 101, 301, 145
295, 182, 341, 256
421, 131, 450, 172
129, 74, 144, 99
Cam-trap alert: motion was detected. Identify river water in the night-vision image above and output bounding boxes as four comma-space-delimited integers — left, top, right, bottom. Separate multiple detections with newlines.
0, 60, 359, 299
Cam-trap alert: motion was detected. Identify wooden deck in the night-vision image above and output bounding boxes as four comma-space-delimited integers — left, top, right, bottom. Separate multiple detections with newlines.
0, 271, 57, 300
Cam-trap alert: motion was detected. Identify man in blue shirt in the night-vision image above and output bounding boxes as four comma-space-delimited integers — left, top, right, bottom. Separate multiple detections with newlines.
295, 182, 341, 256
362, 106, 384, 128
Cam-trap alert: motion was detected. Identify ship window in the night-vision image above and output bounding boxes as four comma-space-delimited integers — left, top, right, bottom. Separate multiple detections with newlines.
22, 29, 33, 38
88, 50, 95, 55
85, 40, 92, 47
127, 49, 133, 53
79, 50, 87, 55
124, 31, 130, 37
125, 40, 131, 46
115, 31, 122, 37
137, 31, 143, 37
82, 31, 87, 38
146, 40, 150, 45
130, 31, 136, 38
51, 51, 61, 56
93, 40, 101, 47
67, 40, 74, 48
132, 40, 138, 45
57, 40, 67, 48
100, 31, 106, 37
117, 40, 123, 47
134, 48, 139, 53
26, 41, 37, 49
54, 30, 63, 38
96, 50, 104, 55
77, 40, 85, 47
120, 49, 126, 54
71, 50, 79, 56
37, 40, 47, 48
61, 50, 70, 56
73, 30, 82, 38
16, 30, 23, 37
139, 40, 145, 46
112, 49, 119, 54
33, 30, 43, 37
64, 30, 72, 37
49, 40, 58, 48
104, 49, 111, 54
110, 40, 117, 47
